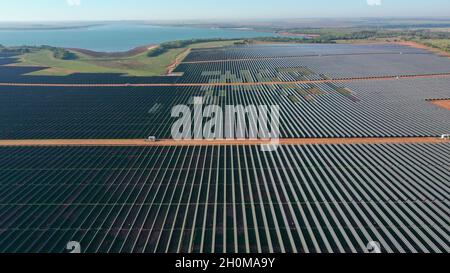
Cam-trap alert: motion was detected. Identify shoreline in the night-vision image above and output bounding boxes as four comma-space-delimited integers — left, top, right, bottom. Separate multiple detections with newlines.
68, 44, 158, 58
0, 23, 278, 54
0, 23, 104, 31
277, 31, 320, 38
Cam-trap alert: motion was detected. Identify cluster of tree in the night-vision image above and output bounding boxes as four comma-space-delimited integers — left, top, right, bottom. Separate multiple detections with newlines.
275, 28, 450, 43
243, 28, 450, 52
239, 37, 337, 44
0, 44, 78, 60
47, 47, 78, 60
237, 29, 400, 44
147, 38, 235, 57
420, 40, 450, 52
403, 29, 450, 40
319, 30, 398, 41
0, 45, 34, 54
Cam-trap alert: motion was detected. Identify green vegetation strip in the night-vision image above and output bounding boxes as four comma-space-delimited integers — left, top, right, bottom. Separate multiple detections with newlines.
8, 40, 241, 76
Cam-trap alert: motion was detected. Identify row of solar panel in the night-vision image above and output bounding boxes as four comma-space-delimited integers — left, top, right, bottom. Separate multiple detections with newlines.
175, 54, 450, 83
1, 77, 449, 139
0, 144, 448, 253
183, 43, 429, 62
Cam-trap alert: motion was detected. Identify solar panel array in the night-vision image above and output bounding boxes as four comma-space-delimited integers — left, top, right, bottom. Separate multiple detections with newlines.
175, 54, 450, 83
0, 52, 19, 58
0, 66, 178, 84
0, 144, 448, 253
0, 58, 18, 66
199, 78, 450, 138
0, 56, 176, 84
1, 77, 449, 139
0, 43, 449, 254
0, 86, 201, 139
299, 54, 450, 79
184, 44, 429, 62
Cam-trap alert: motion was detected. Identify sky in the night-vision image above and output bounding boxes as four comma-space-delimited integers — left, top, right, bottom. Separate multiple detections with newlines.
0, 0, 450, 22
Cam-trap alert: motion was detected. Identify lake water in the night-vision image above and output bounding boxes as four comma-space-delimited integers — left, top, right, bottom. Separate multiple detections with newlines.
0, 23, 277, 52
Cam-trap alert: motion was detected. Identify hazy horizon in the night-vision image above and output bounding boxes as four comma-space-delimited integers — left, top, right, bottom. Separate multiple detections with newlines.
2, 16, 450, 23
1, 0, 450, 22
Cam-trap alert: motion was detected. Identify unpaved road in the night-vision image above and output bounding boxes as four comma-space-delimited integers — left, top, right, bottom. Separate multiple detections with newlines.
0, 137, 447, 147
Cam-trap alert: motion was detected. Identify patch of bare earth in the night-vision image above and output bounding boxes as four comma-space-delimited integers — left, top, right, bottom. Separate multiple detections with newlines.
166, 48, 191, 75
431, 100, 450, 111
396, 41, 450, 58
0, 137, 447, 147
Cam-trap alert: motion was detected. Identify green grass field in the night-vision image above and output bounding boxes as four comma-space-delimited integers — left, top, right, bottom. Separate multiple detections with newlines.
419, 39, 450, 52
14, 40, 240, 76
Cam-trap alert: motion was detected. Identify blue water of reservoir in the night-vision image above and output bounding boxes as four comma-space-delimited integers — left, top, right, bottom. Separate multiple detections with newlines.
0, 23, 278, 52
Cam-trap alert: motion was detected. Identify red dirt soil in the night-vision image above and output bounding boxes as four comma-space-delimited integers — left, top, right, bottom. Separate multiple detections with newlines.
166, 48, 190, 75
395, 41, 450, 58
0, 137, 447, 147
431, 99, 450, 111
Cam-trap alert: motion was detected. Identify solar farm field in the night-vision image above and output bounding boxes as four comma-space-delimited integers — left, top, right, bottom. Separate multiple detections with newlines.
2, 43, 450, 85
197, 78, 450, 138
0, 42, 449, 254
0, 53, 19, 58
0, 67, 178, 85
0, 144, 449, 253
0, 57, 177, 84
1, 78, 449, 139
0, 86, 201, 139
0, 58, 18, 66
183, 43, 429, 62
175, 54, 450, 83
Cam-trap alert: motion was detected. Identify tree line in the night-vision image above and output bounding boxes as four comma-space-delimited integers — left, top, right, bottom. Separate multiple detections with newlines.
0, 45, 77, 60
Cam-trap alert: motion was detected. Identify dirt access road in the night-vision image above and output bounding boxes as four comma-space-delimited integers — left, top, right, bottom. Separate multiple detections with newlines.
0, 137, 447, 147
